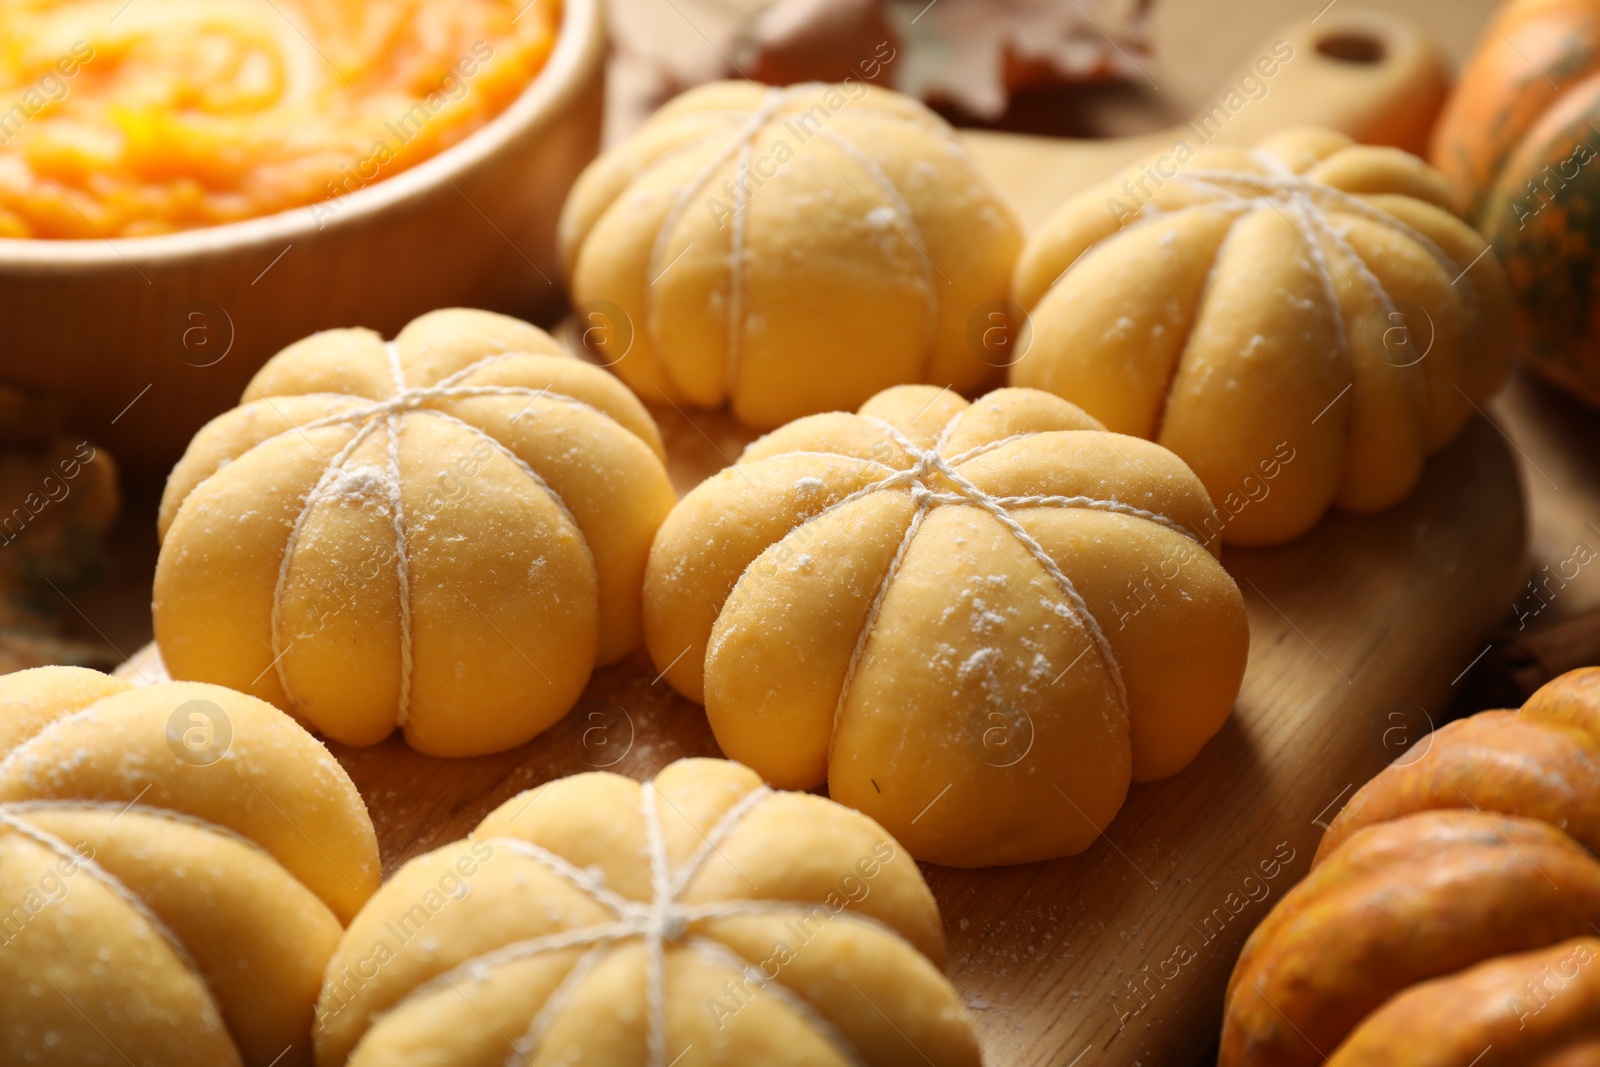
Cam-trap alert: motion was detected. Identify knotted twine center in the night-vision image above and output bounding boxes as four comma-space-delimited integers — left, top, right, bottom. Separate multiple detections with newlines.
782, 413, 1205, 729
383, 779, 870, 1067
1144, 151, 1475, 361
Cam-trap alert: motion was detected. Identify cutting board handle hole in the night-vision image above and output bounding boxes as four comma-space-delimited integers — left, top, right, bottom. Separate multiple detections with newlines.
1315, 32, 1387, 65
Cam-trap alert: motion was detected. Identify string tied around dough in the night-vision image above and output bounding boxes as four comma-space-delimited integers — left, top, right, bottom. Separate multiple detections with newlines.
642, 83, 947, 403
379, 779, 872, 1067
1146, 153, 1476, 366
819, 414, 1206, 733
264, 344, 602, 730
0, 800, 258, 1038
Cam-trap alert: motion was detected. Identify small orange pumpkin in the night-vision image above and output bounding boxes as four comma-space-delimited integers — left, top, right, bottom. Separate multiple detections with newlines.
1430, 0, 1600, 407
1221, 667, 1600, 1065
1330, 938, 1600, 1066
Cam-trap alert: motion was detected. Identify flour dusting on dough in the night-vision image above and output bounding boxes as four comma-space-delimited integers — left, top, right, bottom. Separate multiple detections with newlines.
327, 465, 390, 507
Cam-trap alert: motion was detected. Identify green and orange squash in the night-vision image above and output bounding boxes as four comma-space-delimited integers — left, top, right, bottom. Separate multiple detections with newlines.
1221, 667, 1600, 1065
1431, 0, 1600, 407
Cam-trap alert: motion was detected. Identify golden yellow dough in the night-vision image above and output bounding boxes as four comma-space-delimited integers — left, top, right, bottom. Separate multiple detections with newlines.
1011, 127, 1514, 546
643, 385, 1249, 867
315, 757, 978, 1067
0, 665, 380, 1067
558, 80, 1024, 428
154, 308, 677, 757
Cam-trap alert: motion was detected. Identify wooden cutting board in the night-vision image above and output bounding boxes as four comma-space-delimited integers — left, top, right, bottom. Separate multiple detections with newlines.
959, 7, 1451, 228
119, 416, 1527, 1066
112, 10, 1532, 1064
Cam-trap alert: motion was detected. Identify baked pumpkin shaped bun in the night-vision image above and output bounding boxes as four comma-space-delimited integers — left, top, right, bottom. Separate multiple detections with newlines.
0, 666, 379, 1067
153, 309, 677, 757
1011, 127, 1514, 546
314, 758, 981, 1067
558, 80, 1024, 428
644, 385, 1249, 866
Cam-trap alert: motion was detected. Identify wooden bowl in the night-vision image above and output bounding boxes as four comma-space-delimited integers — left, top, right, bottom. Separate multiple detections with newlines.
0, 0, 606, 471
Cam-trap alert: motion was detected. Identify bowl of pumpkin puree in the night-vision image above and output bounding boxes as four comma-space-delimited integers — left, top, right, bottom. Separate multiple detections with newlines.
0, 0, 604, 467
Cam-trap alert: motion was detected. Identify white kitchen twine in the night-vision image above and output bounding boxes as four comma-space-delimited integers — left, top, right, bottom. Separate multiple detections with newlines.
642, 84, 947, 401
753, 409, 1205, 727
261, 344, 610, 725
382, 779, 873, 1067
0, 799, 271, 1031
814, 123, 941, 368
649, 86, 795, 402
1135, 149, 1477, 359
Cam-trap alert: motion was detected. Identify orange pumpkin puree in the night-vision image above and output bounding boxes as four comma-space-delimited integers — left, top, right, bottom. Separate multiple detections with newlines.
0, 0, 561, 238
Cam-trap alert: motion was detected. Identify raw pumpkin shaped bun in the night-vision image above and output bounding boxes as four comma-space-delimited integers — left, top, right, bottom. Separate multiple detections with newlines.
1012, 127, 1514, 546
644, 384, 1249, 867
558, 79, 1024, 428
154, 308, 677, 758
0, 665, 379, 1067
314, 757, 980, 1067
